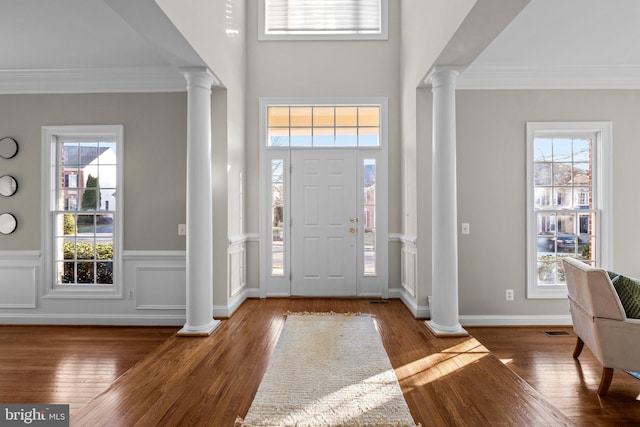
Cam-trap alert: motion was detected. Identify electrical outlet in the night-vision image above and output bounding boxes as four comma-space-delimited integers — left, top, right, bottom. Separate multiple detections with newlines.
461, 223, 470, 235
128, 290, 135, 300
506, 289, 514, 301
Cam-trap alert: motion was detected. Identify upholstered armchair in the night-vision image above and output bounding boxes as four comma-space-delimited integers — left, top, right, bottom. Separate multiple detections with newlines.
563, 257, 640, 395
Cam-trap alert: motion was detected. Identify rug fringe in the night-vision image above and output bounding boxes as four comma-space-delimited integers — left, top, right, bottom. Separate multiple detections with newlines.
286, 311, 372, 317
235, 418, 421, 427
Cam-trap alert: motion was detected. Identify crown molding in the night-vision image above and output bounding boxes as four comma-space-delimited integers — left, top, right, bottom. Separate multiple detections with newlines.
0, 67, 187, 94
458, 64, 640, 90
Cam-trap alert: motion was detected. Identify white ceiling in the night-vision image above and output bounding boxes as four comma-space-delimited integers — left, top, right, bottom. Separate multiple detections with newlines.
0, 0, 638, 92
460, 0, 640, 88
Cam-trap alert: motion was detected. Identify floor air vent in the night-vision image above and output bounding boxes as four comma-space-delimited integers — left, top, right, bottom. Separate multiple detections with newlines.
369, 300, 389, 304
542, 330, 573, 337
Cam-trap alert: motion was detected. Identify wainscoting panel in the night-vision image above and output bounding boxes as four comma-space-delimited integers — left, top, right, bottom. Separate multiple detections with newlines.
123, 251, 186, 310
228, 237, 247, 299
0, 251, 40, 309
135, 266, 186, 310
401, 243, 417, 298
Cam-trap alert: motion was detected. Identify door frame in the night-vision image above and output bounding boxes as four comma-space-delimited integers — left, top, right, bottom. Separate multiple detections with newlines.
259, 97, 388, 298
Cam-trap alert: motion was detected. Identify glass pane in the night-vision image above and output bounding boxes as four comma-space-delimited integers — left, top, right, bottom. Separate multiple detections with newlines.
58, 189, 80, 211
553, 163, 572, 185
272, 228, 284, 276
552, 138, 572, 162
268, 106, 289, 127
77, 262, 95, 284
533, 138, 552, 161
76, 214, 95, 235
290, 128, 312, 146
57, 238, 74, 261
268, 128, 289, 146
96, 165, 117, 187
96, 214, 114, 234
98, 190, 116, 211
63, 171, 80, 188
534, 187, 552, 209
313, 127, 334, 146
533, 162, 552, 186
358, 127, 379, 147
97, 262, 113, 284
358, 106, 379, 127
336, 128, 357, 146
62, 143, 80, 166
57, 261, 74, 284
272, 160, 284, 183
574, 187, 591, 209
537, 261, 557, 284
573, 138, 591, 162
572, 163, 590, 185
80, 188, 99, 210
364, 159, 376, 276
271, 159, 285, 276
101, 141, 117, 158
336, 107, 357, 126
79, 143, 99, 165
313, 106, 334, 127
290, 106, 312, 127
553, 188, 571, 208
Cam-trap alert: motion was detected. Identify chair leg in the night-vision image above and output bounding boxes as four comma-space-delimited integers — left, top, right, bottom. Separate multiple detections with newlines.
598, 367, 614, 396
572, 337, 584, 358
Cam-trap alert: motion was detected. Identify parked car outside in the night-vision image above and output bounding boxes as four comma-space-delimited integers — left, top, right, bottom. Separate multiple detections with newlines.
537, 232, 589, 253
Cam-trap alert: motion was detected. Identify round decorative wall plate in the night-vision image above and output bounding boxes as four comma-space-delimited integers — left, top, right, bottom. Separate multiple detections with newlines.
0, 137, 18, 159
0, 175, 18, 197
0, 213, 17, 234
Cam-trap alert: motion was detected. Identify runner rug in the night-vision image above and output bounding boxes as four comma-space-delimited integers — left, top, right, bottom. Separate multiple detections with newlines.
236, 312, 419, 427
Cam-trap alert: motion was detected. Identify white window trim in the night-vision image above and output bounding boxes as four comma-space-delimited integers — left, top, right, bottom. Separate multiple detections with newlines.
258, 0, 388, 41
259, 97, 388, 298
41, 125, 124, 299
526, 121, 613, 299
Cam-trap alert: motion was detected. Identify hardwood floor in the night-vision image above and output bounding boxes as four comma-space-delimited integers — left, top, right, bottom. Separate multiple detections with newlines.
467, 326, 640, 426
0, 299, 638, 426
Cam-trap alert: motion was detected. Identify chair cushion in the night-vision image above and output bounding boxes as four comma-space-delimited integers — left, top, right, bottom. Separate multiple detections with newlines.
613, 275, 640, 319
607, 271, 620, 283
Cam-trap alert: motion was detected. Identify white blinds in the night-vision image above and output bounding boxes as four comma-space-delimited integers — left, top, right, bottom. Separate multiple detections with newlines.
264, 0, 382, 35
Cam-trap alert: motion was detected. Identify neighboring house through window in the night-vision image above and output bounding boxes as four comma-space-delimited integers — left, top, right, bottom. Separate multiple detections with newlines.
42, 125, 123, 298
526, 122, 612, 299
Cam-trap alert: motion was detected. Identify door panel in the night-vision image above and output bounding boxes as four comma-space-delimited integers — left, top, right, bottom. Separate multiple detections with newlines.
291, 150, 357, 296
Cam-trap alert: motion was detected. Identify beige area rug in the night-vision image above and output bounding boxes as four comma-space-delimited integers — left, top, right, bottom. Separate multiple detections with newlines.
236, 313, 419, 427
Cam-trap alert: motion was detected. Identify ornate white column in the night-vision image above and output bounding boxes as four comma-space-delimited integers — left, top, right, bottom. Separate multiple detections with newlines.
178, 68, 221, 336
425, 67, 468, 337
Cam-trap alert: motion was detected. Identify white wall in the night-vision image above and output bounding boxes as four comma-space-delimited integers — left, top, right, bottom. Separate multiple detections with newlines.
154, 0, 249, 307
0, 93, 193, 324
244, 0, 402, 290
399, 0, 476, 310
455, 89, 640, 317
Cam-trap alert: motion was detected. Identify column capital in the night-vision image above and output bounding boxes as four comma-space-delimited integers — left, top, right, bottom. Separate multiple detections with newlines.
424, 66, 465, 89
181, 67, 220, 90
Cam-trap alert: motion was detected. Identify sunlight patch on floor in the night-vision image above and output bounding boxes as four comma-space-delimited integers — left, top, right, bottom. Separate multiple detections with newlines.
395, 338, 490, 387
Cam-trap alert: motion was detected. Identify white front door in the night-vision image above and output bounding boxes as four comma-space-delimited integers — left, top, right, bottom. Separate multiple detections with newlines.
290, 149, 357, 296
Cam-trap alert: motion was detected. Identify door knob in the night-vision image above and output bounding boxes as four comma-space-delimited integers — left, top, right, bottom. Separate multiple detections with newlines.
349, 227, 356, 233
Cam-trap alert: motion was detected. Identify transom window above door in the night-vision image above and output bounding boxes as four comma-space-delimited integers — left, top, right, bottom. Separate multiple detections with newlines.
260, 0, 388, 40
266, 105, 380, 147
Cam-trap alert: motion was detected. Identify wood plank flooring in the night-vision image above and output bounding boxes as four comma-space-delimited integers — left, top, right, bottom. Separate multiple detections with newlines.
1, 299, 638, 425
467, 326, 640, 426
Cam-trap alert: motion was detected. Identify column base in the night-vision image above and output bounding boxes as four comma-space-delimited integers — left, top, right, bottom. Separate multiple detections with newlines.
425, 320, 468, 337
177, 319, 221, 337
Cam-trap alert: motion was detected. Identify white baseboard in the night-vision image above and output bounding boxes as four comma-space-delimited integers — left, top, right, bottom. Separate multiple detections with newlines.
389, 287, 430, 319
213, 287, 260, 318
460, 314, 573, 326
0, 313, 185, 326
